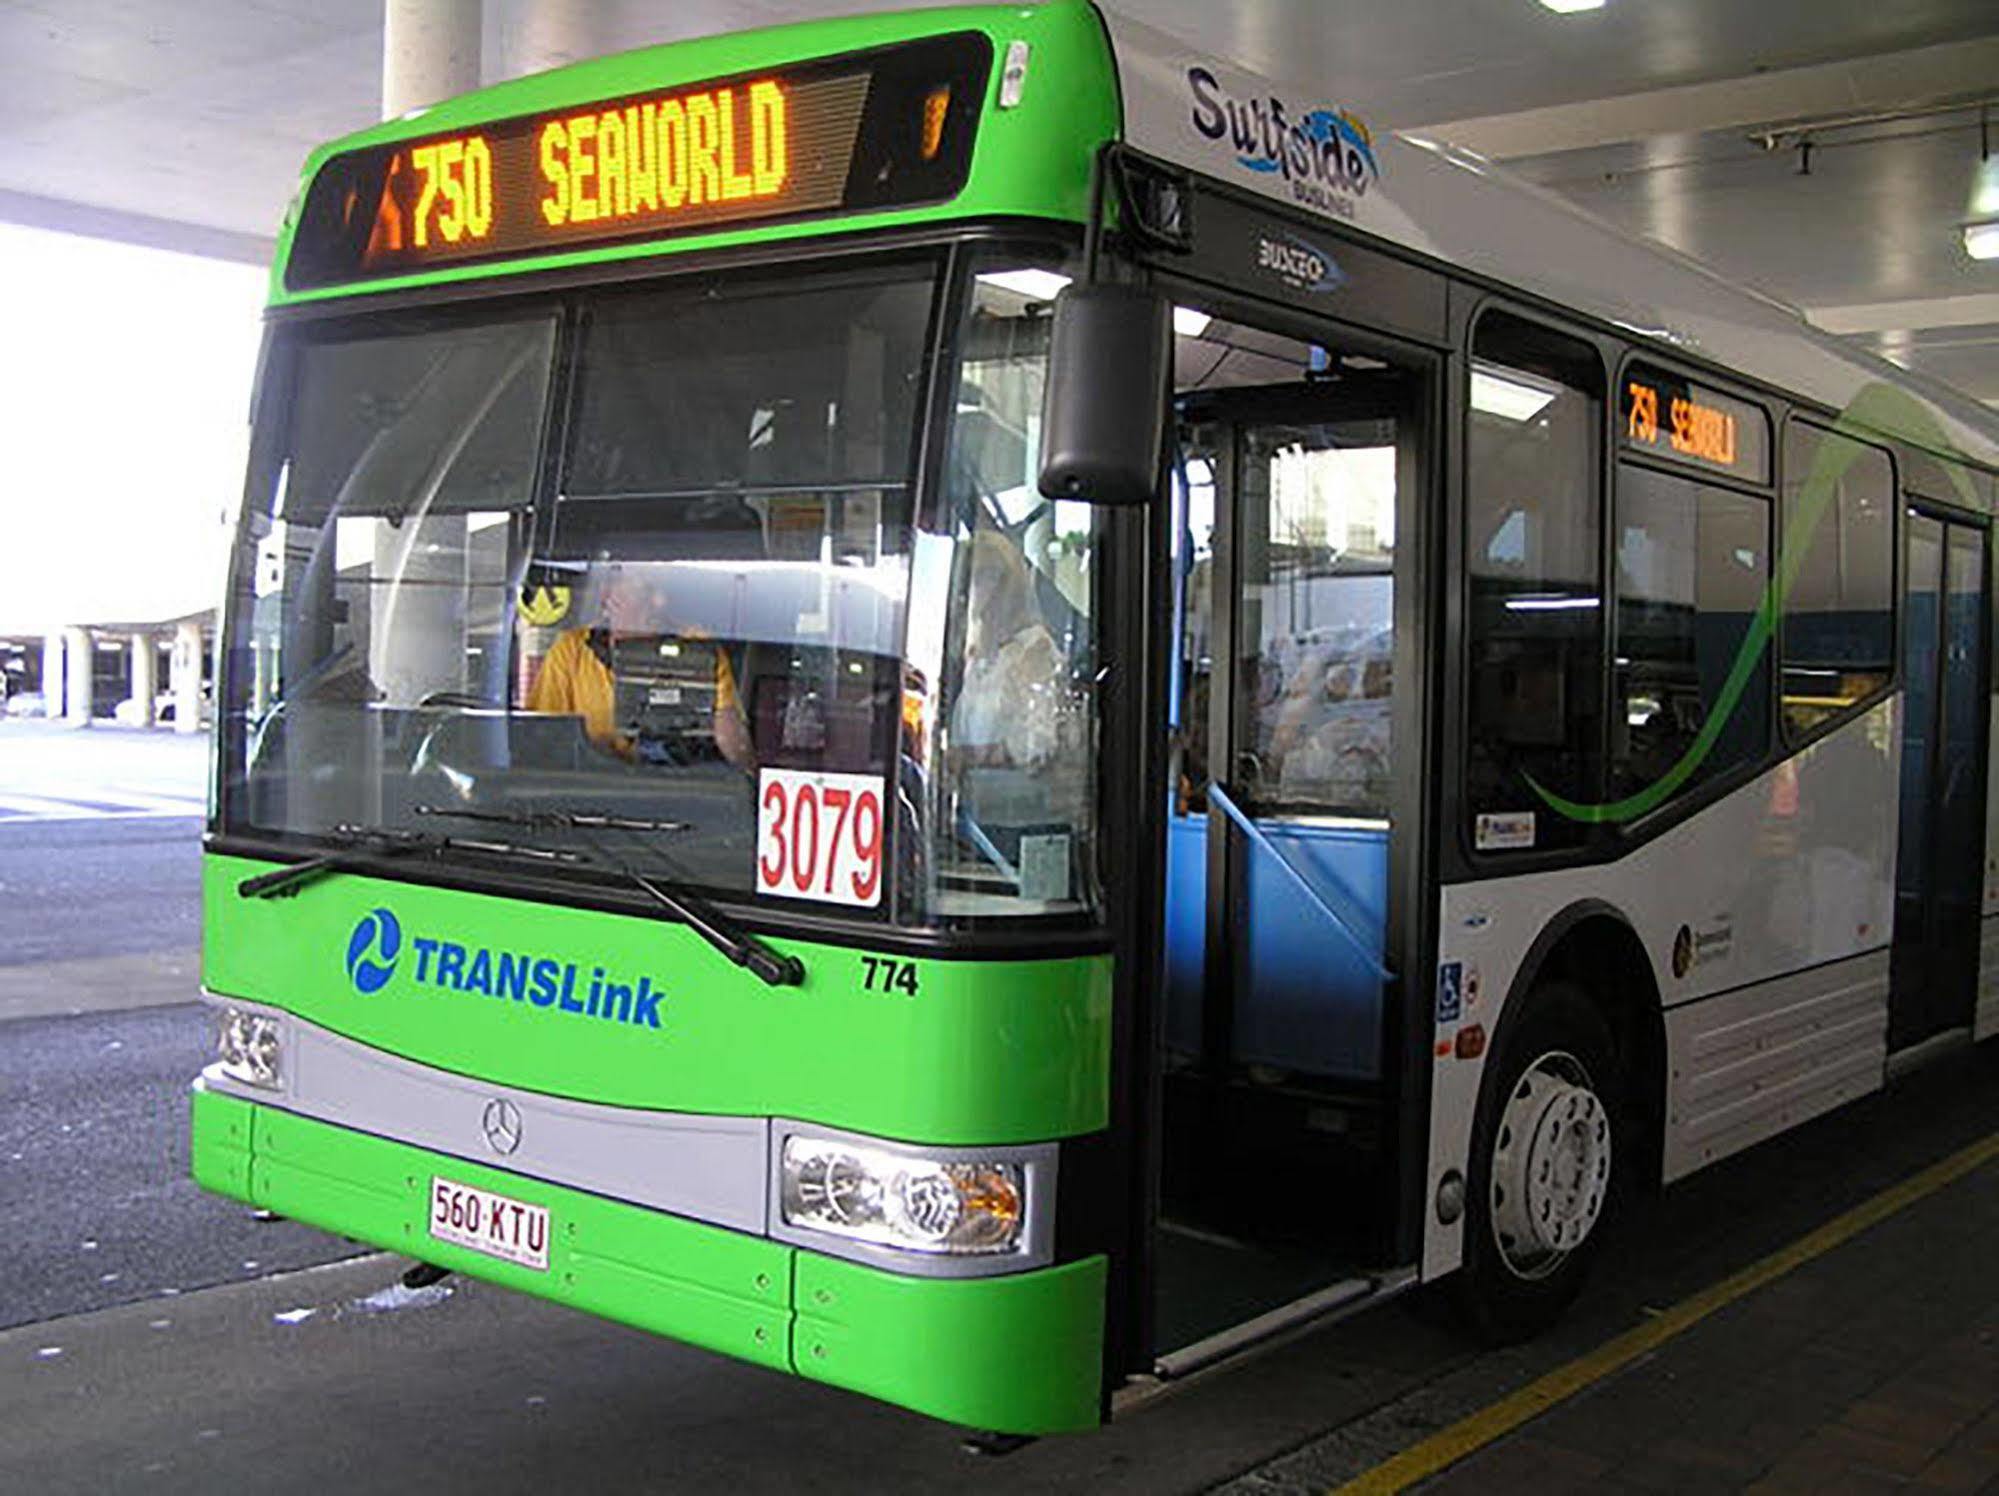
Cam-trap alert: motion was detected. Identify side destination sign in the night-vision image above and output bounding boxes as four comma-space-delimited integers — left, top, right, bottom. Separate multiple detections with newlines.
344, 907, 668, 1032
285, 31, 990, 290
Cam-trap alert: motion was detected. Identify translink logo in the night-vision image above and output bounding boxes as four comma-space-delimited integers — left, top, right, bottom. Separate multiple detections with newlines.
341, 909, 668, 1031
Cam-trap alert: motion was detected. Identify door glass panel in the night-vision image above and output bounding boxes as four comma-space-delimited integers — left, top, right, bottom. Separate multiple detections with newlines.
1894, 513, 1943, 924
1234, 418, 1396, 819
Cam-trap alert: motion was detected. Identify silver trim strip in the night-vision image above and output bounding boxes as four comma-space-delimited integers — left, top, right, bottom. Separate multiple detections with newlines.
201, 996, 768, 1234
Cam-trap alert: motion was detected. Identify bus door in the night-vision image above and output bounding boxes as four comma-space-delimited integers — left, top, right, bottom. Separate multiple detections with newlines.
1890, 504, 1990, 1051
1157, 309, 1432, 1359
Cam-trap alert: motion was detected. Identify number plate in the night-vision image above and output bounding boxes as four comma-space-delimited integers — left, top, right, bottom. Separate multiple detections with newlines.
755, 768, 886, 907
428, 1177, 550, 1271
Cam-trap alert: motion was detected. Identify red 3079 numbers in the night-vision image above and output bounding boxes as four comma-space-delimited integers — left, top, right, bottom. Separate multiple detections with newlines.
755, 768, 885, 908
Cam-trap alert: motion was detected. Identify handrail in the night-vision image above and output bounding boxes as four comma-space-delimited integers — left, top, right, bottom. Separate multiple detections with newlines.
1205, 782, 1393, 982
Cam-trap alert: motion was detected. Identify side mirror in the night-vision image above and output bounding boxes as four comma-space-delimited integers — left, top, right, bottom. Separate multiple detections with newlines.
1037, 283, 1171, 507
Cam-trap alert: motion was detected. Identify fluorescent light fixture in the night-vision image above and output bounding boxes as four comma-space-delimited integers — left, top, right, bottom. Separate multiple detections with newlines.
1471, 363, 1561, 422
976, 268, 1072, 302
1173, 306, 1212, 337
1505, 594, 1601, 611
1539, 0, 1605, 11
1965, 221, 1999, 262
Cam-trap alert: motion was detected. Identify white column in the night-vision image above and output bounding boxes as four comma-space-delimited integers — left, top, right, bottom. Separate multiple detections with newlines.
485, 0, 606, 82
41, 632, 65, 721
172, 621, 205, 734
372, 0, 483, 708
128, 633, 157, 728
63, 627, 93, 726
384, 0, 482, 117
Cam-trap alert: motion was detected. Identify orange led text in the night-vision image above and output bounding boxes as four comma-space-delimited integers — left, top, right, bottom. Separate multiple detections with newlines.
539, 80, 788, 229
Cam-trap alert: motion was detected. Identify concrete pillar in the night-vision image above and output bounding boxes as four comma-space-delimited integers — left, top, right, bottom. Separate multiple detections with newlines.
172, 621, 205, 734
371, 1, 482, 709
63, 627, 93, 726
486, 0, 606, 82
42, 632, 65, 721
128, 633, 158, 728
384, 0, 481, 117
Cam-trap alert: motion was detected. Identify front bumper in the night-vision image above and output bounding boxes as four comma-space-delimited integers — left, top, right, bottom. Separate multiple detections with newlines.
191, 1084, 1106, 1433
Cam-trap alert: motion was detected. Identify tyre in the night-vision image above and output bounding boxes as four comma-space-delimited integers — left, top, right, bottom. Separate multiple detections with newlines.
1451, 979, 1622, 1343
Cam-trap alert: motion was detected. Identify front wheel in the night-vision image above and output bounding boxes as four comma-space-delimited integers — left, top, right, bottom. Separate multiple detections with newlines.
1452, 981, 1621, 1343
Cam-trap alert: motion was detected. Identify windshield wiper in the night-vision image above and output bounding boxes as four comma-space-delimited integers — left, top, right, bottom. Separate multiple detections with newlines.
237, 824, 585, 900
414, 804, 689, 834
414, 803, 804, 987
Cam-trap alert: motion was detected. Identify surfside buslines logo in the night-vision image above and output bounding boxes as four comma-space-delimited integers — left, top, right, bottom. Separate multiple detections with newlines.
1188, 67, 1380, 220
340, 908, 669, 1032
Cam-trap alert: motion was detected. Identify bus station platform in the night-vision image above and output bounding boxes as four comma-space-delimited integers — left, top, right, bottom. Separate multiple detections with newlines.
1227, 1043, 1999, 1495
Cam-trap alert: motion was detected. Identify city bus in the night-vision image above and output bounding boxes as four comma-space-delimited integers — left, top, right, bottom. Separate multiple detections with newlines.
192, 0, 1999, 1436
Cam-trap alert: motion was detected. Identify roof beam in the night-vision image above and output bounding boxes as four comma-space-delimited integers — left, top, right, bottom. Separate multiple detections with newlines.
0, 189, 273, 267
1805, 294, 1999, 336
1410, 37, 1999, 161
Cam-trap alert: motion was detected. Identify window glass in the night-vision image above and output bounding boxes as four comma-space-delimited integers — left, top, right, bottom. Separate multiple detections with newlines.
223, 263, 940, 912
912, 261, 1099, 921
1235, 416, 1397, 819
1779, 424, 1893, 736
226, 316, 557, 836
1464, 314, 1604, 853
1612, 466, 1770, 799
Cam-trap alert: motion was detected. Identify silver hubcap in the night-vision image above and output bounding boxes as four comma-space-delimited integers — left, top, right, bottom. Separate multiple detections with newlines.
1489, 1051, 1610, 1280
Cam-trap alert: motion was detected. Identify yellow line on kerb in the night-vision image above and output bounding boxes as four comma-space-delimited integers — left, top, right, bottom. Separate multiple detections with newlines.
1333, 1129, 1999, 1495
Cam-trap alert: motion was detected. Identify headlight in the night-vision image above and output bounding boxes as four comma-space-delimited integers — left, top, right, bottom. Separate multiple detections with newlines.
216, 1007, 283, 1090
779, 1135, 1024, 1256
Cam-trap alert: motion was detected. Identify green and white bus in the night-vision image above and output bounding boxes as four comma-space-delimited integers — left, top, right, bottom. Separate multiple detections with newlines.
194, 0, 1999, 1436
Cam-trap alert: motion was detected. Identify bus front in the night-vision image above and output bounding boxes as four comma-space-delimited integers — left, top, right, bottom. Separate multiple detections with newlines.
192, 4, 1125, 1435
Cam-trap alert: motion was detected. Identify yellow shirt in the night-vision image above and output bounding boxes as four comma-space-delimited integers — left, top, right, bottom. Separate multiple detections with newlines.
528, 630, 740, 751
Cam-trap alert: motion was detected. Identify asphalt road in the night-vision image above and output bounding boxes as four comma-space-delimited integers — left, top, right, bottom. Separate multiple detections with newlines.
0, 1000, 366, 1331
0, 814, 202, 969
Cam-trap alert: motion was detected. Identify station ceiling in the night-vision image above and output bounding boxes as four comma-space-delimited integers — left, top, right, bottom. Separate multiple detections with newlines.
3, 0, 1995, 405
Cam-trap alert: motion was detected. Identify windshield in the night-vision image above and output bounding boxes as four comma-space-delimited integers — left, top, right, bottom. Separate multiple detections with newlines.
219, 250, 1097, 925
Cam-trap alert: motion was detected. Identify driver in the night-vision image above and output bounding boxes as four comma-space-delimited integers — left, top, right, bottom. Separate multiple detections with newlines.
527, 562, 753, 768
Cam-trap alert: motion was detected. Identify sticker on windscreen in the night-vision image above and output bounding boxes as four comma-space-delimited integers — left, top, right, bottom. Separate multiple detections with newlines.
755, 768, 885, 907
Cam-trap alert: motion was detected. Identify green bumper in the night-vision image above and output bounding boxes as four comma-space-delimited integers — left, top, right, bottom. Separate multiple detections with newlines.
192, 1084, 1105, 1433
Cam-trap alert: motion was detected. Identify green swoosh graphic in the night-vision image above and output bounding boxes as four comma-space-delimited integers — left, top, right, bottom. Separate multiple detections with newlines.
1527, 381, 1979, 825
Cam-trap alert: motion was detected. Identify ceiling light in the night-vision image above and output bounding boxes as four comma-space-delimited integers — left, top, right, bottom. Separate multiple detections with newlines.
1965, 221, 1999, 262
1172, 306, 1211, 337
1471, 365, 1561, 422
1538, 0, 1605, 11
976, 269, 1072, 302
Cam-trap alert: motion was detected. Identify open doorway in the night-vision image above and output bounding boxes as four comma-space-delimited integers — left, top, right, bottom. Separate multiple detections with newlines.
1156, 303, 1431, 1359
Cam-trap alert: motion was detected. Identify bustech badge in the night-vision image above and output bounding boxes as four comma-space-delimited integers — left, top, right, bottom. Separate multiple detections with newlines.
1187, 66, 1380, 219
341, 908, 668, 1030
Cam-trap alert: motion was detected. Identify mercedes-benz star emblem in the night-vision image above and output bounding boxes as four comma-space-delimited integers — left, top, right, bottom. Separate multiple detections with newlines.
480, 1097, 523, 1156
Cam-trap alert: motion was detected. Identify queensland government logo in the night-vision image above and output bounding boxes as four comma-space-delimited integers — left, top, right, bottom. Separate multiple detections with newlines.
339, 908, 668, 1031
1188, 66, 1380, 220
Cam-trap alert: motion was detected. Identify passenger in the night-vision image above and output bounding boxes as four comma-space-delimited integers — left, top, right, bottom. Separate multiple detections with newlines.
949, 528, 1077, 772
527, 562, 753, 768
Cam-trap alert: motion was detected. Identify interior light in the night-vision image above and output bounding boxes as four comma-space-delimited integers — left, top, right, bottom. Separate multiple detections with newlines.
976, 268, 1072, 302
1538, 0, 1605, 11
1505, 594, 1601, 611
1965, 221, 1999, 262
1471, 365, 1561, 422
1173, 306, 1212, 337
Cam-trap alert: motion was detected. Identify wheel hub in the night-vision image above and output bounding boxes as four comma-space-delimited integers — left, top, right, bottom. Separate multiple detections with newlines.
1488, 1051, 1610, 1279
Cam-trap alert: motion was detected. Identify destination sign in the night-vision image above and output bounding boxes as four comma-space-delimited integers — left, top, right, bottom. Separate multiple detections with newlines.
285, 33, 989, 290
1621, 364, 1770, 482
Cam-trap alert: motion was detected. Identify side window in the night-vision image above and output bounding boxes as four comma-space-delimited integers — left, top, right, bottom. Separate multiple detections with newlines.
1464, 313, 1604, 853
1779, 424, 1893, 737
1611, 466, 1770, 800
